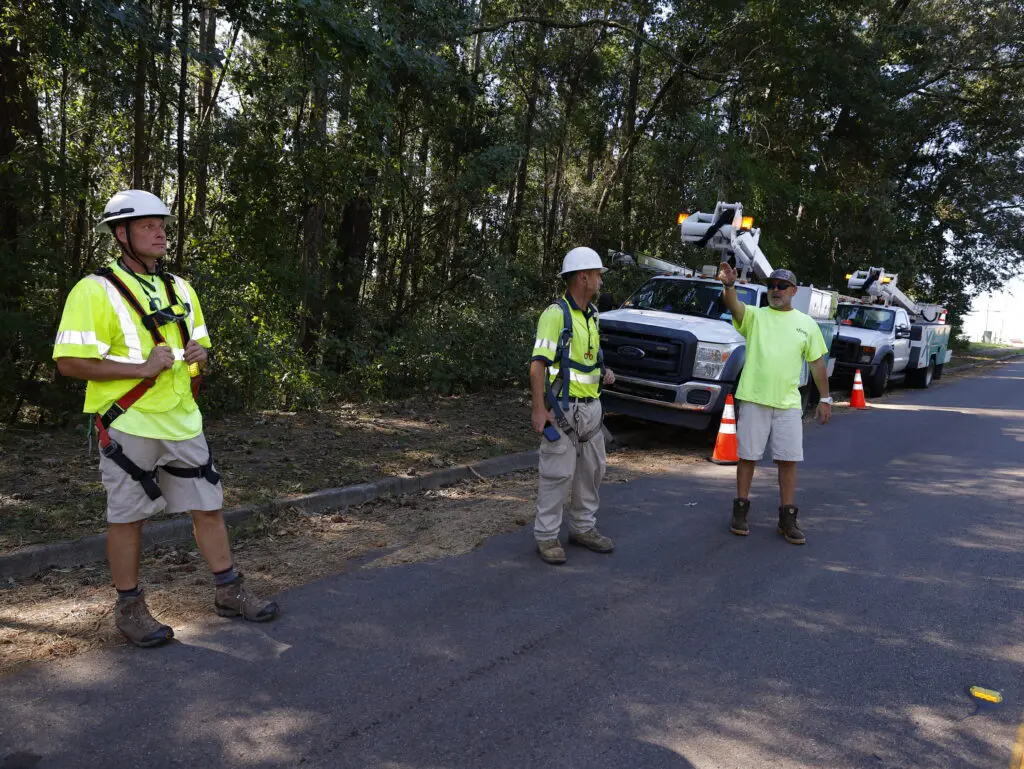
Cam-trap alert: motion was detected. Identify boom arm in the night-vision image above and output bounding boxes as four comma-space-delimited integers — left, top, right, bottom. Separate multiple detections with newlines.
679, 202, 774, 281
847, 267, 947, 323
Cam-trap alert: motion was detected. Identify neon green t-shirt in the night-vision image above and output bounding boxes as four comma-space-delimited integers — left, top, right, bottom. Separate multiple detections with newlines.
52, 260, 212, 440
733, 304, 827, 410
531, 296, 602, 399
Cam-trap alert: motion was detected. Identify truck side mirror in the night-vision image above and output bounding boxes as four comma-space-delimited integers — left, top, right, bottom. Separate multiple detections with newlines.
896, 326, 911, 339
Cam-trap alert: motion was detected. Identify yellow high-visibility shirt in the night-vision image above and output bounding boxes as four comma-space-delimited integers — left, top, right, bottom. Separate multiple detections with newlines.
52, 260, 212, 440
531, 294, 602, 400
733, 305, 827, 410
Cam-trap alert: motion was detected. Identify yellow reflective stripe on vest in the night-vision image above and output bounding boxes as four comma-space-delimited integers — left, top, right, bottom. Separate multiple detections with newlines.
534, 337, 556, 352
548, 366, 601, 385
86, 274, 144, 362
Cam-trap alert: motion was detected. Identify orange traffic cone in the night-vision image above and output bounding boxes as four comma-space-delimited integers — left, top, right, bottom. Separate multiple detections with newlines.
710, 394, 739, 465
850, 369, 868, 409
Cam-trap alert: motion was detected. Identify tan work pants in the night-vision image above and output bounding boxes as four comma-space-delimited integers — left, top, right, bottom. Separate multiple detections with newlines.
534, 400, 607, 542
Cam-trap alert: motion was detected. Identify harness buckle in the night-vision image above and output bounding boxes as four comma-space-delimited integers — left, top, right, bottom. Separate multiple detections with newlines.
100, 437, 122, 459
101, 402, 126, 428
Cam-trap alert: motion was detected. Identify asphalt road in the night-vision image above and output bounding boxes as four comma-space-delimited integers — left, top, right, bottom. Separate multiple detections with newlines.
2, 362, 1022, 769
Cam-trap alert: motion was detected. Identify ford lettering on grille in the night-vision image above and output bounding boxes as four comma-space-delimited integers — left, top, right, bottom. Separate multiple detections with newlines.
618, 345, 646, 360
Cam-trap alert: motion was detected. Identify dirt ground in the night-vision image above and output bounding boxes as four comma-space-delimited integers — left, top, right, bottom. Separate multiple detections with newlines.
1, 351, 1019, 679
0, 445, 699, 679
0, 389, 541, 551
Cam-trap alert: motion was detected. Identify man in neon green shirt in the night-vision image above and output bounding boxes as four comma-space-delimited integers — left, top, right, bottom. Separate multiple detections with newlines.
54, 190, 278, 647
718, 263, 833, 545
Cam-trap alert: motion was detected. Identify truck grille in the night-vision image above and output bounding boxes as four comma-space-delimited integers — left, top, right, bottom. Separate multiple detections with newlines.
599, 323, 694, 383
831, 335, 860, 364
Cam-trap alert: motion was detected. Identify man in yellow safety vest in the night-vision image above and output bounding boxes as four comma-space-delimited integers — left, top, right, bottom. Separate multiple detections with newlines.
53, 190, 279, 648
529, 247, 617, 564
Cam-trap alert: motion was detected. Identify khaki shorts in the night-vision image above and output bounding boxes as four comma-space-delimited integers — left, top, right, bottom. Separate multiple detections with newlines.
736, 401, 803, 462
99, 428, 224, 523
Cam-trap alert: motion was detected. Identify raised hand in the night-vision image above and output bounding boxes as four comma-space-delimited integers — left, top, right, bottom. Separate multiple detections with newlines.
718, 261, 738, 286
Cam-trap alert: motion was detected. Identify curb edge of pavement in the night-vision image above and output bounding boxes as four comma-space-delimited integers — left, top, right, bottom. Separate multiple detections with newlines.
0, 450, 540, 580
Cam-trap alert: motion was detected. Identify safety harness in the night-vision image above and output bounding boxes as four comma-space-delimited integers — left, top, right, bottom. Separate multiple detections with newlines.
545, 297, 605, 446
93, 267, 220, 500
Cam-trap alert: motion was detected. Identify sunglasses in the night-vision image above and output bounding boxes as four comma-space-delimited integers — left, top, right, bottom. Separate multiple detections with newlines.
766, 281, 793, 291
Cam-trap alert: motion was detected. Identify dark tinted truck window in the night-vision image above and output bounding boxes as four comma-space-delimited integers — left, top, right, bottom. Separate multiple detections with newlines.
837, 305, 895, 332
623, 279, 757, 322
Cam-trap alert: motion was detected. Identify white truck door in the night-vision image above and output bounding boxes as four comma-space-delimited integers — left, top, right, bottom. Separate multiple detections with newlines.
893, 309, 912, 371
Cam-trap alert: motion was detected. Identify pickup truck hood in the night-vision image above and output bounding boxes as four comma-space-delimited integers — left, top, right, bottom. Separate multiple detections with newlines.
835, 326, 891, 348
600, 308, 743, 344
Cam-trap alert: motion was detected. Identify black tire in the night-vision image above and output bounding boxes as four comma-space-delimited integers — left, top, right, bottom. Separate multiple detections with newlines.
934, 363, 944, 380
911, 359, 935, 389
868, 359, 891, 398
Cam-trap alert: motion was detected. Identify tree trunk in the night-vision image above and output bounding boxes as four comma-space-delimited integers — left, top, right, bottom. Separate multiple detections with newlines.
174, 0, 191, 271
193, 2, 217, 226
133, 33, 148, 188
506, 72, 539, 261
149, 0, 174, 192
596, 67, 680, 217
0, 32, 42, 250
326, 190, 374, 370
409, 129, 429, 299
298, 85, 328, 356
620, 19, 644, 252
543, 30, 603, 271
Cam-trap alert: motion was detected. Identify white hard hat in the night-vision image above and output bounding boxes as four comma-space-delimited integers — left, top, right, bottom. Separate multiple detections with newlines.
559, 246, 607, 277
95, 190, 175, 234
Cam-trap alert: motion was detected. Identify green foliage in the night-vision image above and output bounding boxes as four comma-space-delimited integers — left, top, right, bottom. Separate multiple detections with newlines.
3, 0, 1023, 422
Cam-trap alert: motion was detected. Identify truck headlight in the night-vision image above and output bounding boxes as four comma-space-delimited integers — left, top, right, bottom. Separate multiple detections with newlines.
859, 346, 875, 364
694, 342, 738, 380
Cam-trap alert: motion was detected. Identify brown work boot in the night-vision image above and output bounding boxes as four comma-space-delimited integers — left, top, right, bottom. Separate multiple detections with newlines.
536, 538, 567, 565
568, 528, 615, 553
115, 590, 174, 648
215, 574, 280, 621
730, 497, 751, 536
778, 505, 806, 545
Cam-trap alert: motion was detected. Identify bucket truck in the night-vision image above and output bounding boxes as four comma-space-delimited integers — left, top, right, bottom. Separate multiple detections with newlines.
598, 202, 838, 430
830, 267, 951, 396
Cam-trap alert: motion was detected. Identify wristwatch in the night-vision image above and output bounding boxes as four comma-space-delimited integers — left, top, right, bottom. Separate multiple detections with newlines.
819, 397, 834, 405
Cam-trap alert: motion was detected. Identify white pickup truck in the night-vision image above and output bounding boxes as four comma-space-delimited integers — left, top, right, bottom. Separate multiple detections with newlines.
829, 268, 951, 397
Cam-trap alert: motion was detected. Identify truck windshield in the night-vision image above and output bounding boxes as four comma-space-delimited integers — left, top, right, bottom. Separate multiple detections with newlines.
622, 279, 758, 322
837, 305, 895, 332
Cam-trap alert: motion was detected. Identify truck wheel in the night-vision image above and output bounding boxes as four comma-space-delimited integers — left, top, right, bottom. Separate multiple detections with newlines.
934, 363, 944, 380
915, 360, 935, 389
868, 360, 891, 398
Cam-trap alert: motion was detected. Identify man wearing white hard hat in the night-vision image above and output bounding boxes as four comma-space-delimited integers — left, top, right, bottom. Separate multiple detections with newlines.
528, 247, 617, 564
53, 190, 279, 648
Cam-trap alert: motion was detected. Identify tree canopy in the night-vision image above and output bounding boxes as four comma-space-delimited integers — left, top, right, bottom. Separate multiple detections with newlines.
3, 0, 1022, 421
